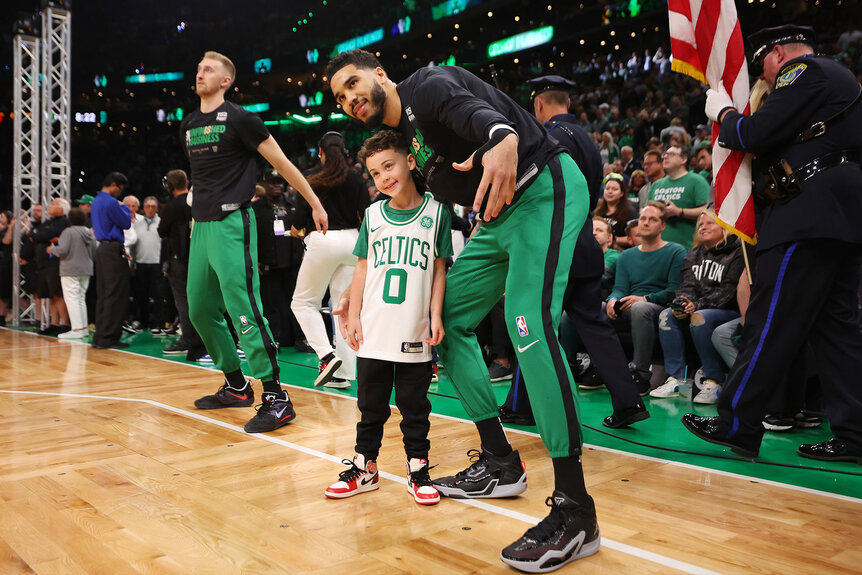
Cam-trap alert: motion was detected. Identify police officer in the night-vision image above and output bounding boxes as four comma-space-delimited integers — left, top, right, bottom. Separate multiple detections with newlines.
528, 75, 649, 428
683, 25, 862, 464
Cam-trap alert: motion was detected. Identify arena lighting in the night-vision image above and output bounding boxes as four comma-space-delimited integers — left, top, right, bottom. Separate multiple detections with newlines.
242, 103, 270, 113
487, 26, 554, 58
292, 113, 323, 124
391, 16, 411, 36
431, 0, 482, 20
307, 49, 320, 64
124, 72, 184, 84
330, 28, 384, 57
254, 58, 272, 74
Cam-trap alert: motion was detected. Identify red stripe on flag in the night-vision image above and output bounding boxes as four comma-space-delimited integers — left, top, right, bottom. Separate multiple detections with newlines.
669, 38, 703, 72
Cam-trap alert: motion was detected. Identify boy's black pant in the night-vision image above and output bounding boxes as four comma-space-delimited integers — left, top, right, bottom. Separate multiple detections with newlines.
356, 358, 433, 461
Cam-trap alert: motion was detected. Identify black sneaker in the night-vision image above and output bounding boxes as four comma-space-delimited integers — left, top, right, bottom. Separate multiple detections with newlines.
315, 352, 342, 387
762, 413, 795, 432
163, 341, 189, 355
500, 491, 601, 573
244, 391, 296, 433
488, 360, 513, 382
602, 402, 649, 429
194, 381, 254, 409
629, 367, 652, 396
794, 410, 823, 428
499, 405, 536, 426
122, 322, 138, 334
576, 364, 605, 390
432, 448, 527, 499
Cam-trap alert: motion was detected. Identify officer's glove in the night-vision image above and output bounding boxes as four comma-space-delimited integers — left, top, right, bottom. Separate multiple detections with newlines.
705, 82, 735, 123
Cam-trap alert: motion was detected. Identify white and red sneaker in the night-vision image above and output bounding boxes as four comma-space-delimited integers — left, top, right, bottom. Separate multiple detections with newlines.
325, 454, 379, 499
431, 364, 439, 383
407, 458, 440, 505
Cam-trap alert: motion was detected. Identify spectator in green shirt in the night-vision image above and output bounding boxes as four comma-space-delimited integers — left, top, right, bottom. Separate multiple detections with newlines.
606, 201, 687, 389
648, 145, 709, 248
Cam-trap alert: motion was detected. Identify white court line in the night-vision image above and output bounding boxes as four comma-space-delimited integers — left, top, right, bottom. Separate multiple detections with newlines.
0, 389, 724, 575
5, 327, 861, 506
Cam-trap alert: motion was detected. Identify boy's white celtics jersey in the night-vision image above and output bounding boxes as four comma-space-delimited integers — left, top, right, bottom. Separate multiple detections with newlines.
359, 194, 444, 362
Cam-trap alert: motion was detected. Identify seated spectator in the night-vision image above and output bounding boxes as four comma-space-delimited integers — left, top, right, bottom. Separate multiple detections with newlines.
594, 173, 637, 248
695, 142, 713, 185
648, 145, 709, 249
638, 149, 664, 209
591, 217, 621, 297
606, 201, 686, 389
652, 210, 744, 403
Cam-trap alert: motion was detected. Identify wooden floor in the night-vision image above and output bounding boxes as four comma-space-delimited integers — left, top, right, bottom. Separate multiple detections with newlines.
1, 328, 861, 575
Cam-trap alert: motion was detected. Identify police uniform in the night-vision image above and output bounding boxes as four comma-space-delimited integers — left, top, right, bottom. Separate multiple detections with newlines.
527, 76, 646, 425
684, 26, 862, 462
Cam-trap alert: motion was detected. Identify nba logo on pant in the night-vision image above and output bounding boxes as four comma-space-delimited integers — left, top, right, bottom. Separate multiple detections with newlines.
515, 316, 529, 337
240, 315, 249, 326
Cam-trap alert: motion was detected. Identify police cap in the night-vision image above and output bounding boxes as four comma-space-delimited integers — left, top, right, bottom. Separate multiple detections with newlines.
748, 25, 816, 67
526, 75, 577, 100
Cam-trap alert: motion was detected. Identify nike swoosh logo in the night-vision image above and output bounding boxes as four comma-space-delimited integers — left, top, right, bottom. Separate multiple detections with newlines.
241, 326, 254, 335
369, 225, 382, 233
360, 475, 374, 485
228, 392, 248, 400
517, 340, 539, 353
275, 405, 293, 421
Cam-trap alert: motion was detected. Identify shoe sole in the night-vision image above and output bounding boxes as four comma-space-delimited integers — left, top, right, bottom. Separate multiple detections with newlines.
649, 391, 678, 398
194, 400, 254, 409
500, 530, 601, 573
314, 358, 343, 387
323, 380, 351, 389
762, 422, 795, 432
692, 396, 719, 405
408, 484, 440, 505
162, 350, 188, 355
681, 416, 759, 458
577, 384, 605, 390
434, 472, 528, 499
490, 374, 513, 382
325, 481, 379, 499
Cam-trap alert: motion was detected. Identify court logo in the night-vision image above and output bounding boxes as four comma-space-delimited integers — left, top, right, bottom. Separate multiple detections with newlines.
420, 216, 433, 229
515, 315, 529, 337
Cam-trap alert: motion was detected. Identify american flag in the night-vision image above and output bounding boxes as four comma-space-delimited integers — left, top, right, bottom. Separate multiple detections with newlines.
668, 0, 756, 244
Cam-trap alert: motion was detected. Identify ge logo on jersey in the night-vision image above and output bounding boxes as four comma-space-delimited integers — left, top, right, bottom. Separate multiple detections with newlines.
420, 216, 433, 229
515, 315, 529, 337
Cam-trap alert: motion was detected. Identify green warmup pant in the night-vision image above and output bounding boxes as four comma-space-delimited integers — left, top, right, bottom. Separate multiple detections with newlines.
187, 207, 280, 382
437, 153, 588, 458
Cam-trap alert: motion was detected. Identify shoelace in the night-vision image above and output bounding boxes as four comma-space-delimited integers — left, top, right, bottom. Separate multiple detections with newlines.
523, 497, 566, 541
409, 466, 434, 487
454, 449, 486, 478
338, 459, 367, 482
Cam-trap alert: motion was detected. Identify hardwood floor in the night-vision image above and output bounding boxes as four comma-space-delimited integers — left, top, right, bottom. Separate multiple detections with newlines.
1, 328, 860, 574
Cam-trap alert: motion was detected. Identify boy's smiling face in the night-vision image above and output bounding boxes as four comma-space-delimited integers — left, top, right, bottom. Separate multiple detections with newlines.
365, 148, 418, 204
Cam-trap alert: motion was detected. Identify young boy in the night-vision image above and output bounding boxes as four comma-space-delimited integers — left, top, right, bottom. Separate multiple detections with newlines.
325, 130, 452, 505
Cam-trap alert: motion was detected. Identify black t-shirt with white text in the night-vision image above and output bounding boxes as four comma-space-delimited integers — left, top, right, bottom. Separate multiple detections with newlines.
181, 101, 270, 222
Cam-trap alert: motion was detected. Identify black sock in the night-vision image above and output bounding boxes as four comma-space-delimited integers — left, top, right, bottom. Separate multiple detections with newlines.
262, 379, 286, 398
552, 455, 589, 505
476, 417, 513, 457
225, 369, 246, 389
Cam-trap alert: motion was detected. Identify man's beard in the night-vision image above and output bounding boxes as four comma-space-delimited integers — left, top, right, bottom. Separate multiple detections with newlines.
363, 81, 387, 128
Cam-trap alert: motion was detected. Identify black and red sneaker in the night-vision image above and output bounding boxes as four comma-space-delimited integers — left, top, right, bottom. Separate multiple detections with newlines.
243, 391, 296, 433
314, 352, 342, 387
500, 491, 601, 573
194, 380, 254, 409
325, 454, 379, 499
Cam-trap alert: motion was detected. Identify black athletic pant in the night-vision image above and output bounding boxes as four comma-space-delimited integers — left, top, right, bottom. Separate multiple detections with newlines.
260, 265, 301, 347
93, 240, 130, 347
718, 239, 862, 451
133, 262, 165, 328
166, 259, 204, 352
565, 220, 642, 411
355, 358, 433, 461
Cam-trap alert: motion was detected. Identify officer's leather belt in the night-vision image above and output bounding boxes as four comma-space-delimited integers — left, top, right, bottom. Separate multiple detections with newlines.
794, 149, 860, 182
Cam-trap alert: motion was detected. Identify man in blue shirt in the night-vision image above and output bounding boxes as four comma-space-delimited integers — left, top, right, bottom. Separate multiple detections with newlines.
91, 172, 132, 349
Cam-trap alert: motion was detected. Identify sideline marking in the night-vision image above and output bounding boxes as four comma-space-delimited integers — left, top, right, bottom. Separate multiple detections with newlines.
1, 388, 722, 575
5, 329, 861, 505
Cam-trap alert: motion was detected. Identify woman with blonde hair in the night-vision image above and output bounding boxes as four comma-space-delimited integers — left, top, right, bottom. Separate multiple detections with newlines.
651, 210, 744, 404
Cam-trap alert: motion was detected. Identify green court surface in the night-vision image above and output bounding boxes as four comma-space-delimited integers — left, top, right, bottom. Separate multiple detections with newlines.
29, 327, 862, 500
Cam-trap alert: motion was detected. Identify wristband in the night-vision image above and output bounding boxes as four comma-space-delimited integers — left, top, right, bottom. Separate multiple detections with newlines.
473, 128, 517, 171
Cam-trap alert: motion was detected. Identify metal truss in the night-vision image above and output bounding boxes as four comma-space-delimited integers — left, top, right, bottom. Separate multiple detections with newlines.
41, 5, 72, 207
12, 33, 41, 326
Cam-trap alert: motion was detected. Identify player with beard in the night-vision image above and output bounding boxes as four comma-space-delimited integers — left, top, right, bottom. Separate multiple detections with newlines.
327, 50, 599, 573
183, 51, 328, 433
